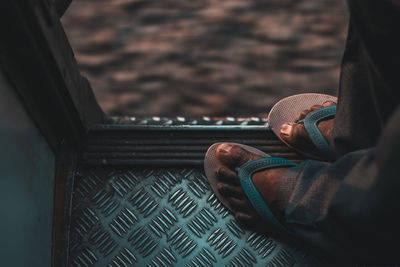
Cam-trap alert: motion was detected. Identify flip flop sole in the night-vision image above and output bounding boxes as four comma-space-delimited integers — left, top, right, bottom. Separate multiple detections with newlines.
204, 142, 270, 213
267, 93, 337, 160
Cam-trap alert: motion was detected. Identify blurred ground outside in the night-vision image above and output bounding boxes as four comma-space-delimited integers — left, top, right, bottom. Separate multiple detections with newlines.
62, 0, 348, 118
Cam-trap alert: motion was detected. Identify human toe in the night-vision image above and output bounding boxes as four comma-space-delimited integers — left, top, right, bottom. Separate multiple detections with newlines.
279, 122, 308, 145
322, 100, 336, 107
216, 167, 240, 185
234, 212, 259, 228
216, 143, 254, 168
217, 182, 243, 198
297, 109, 312, 121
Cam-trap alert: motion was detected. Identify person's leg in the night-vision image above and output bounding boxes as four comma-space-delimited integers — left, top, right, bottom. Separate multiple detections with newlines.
329, 0, 400, 155
330, 20, 383, 156
211, 0, 400, 242
276, 105, 400, 263
275, 19, 381, 158
279, 0, 400, 157
212, 106, 400, 262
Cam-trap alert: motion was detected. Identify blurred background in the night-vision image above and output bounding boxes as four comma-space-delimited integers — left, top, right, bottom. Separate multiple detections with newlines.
61, 0, 348, 118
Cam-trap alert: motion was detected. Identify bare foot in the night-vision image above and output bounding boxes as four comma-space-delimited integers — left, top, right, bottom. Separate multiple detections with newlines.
215, 143, 289, 232
279, 101, 336, 159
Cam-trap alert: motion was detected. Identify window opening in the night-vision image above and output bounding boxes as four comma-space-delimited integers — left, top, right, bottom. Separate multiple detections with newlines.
62, 0, 348, 118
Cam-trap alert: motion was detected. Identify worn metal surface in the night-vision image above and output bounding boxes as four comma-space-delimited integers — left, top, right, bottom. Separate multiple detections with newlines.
68, 167, 320, 267
67, 122, 321, 266
81, 124, 304, 166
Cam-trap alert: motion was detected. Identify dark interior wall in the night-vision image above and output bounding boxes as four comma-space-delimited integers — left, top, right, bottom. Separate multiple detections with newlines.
0, 68, 55, 267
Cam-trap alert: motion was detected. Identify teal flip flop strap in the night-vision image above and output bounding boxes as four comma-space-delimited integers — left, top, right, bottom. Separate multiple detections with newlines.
297, 105, 336, 160
237, 157, 297, 235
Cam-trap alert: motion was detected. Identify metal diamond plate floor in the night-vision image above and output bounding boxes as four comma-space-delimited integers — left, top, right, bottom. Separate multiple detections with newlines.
68, 167, 321, 267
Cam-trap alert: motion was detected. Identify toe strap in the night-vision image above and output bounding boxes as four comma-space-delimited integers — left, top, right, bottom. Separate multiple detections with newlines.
298, 105, 336, 160
237, 157, 297, 235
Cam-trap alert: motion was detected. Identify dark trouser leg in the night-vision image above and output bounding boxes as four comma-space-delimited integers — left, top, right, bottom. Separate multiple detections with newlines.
330, 0, 400, 156
278, 107, 400, 263
276, 0, 400, 262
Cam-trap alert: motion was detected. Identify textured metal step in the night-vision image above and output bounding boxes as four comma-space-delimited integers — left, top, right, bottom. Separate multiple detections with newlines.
67, 123, 320, 266
81, 125, 305, 166
68, 167, 323, 267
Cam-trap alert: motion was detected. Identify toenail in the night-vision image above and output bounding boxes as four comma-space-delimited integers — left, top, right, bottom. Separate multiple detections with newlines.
280, 123, 293, 136
218, 143, 233, 154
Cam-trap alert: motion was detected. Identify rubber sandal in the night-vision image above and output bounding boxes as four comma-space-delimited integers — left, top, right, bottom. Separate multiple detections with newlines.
204, 143, 297, 235
267, 93, 337, 160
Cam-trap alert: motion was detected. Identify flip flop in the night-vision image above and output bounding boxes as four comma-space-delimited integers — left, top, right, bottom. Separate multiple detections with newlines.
204, 143, 297, 235
267, 93, 338, 160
